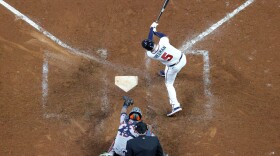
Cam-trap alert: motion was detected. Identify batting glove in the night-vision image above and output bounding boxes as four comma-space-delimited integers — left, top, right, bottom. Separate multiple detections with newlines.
150, 22, 158, 28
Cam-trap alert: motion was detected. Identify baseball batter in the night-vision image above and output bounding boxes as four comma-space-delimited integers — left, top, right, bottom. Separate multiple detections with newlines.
142, 22, 187, 117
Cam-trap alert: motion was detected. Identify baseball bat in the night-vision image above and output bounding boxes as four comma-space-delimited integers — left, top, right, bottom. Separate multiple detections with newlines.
155, 0, 170, 23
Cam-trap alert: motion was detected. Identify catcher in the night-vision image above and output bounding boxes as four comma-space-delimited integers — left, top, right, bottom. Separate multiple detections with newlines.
105, 96, 153, 156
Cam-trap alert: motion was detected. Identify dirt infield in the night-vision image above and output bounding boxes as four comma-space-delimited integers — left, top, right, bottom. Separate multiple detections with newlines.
1, 0, 279, 155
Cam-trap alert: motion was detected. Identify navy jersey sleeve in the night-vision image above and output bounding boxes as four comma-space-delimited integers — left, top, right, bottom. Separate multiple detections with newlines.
148, 27, 154, 40
154, 31, 166, 38
148, 27, 167, 40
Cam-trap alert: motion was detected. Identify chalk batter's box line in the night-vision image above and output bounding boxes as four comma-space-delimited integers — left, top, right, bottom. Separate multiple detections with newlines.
1, 0, 255, 118
42, 52, 110, 119
186, 50, 212, 97
42, 52, 66, 119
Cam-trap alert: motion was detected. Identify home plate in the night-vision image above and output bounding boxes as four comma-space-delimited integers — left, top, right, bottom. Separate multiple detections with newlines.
115, 76, 138, 92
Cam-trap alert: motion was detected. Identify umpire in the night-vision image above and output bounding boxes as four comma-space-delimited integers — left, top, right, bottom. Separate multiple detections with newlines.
125, 121, 164, 156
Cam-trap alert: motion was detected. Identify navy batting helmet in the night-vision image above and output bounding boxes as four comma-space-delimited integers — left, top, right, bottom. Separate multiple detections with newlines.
142, 39, 154, 51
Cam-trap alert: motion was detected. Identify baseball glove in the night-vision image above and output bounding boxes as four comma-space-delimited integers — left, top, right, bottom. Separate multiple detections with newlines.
123, 96, 134, 107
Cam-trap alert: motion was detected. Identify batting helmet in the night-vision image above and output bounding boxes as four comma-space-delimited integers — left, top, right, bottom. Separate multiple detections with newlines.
142, 39, 154, 51
129, 107, 142, 121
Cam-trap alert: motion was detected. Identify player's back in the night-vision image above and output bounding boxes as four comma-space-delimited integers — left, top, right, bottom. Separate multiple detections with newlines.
147, 37, 182, 66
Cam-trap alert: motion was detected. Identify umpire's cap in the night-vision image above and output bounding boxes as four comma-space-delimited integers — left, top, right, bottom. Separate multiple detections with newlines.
135, 121, 148, 134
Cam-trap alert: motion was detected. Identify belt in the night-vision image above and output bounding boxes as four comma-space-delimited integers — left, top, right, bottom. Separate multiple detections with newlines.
168, 54, 183, 67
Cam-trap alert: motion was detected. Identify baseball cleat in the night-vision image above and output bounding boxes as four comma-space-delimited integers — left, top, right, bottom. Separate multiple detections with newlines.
158, 70, 165, 77
167, 106, 182, 117
99, 153, 113, 156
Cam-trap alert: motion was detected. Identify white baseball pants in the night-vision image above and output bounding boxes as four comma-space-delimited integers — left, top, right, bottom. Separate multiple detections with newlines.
164, 54, 187, 108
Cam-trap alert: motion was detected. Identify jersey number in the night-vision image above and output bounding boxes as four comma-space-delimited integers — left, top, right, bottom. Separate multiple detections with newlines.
161, 52, 173, 61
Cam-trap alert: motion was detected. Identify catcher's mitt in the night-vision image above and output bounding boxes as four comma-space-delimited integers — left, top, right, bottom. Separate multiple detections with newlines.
122, 96, 134, 107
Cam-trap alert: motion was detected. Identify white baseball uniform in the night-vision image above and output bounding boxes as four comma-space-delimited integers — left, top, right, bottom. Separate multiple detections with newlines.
146, 36, 186, 108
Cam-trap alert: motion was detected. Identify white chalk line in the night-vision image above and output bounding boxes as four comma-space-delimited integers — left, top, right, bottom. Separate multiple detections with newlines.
180, 0, 254, 51
101, 73, 109, 112
1, 0, 254, 120
42, 52, 48, 110
145, 0, 255, 107
144, 55, 152, 103
42, 51, 65, 119
0, 0, 145, 77
187, 50, 213, 119
97, 73, 109, 130
186, 50, 212, 97
179, 0, 254, 119
0, 0, 145, 118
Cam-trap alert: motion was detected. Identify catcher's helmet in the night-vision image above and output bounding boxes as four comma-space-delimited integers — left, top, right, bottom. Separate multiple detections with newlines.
142, 39, 154, 51
129, 107, 142, 121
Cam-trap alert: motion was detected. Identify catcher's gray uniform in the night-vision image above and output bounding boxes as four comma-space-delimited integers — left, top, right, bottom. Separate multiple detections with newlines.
111, 113, 138, 156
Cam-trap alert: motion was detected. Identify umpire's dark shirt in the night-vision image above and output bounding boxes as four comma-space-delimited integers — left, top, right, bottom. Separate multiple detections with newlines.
125, 135, 164, 156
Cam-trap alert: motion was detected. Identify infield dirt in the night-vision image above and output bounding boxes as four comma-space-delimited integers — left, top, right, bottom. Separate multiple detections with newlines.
0, 0, 279, 155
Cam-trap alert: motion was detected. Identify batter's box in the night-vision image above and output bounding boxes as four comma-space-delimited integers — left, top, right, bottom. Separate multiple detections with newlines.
42, 51, 114, 119
186, 50, 212, 97
42, 52, 68, 119
185, 50, 213, 120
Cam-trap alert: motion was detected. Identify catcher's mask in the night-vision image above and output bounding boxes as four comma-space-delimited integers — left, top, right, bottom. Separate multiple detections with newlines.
142, 39, 154, 51
129, 107, 142, 121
